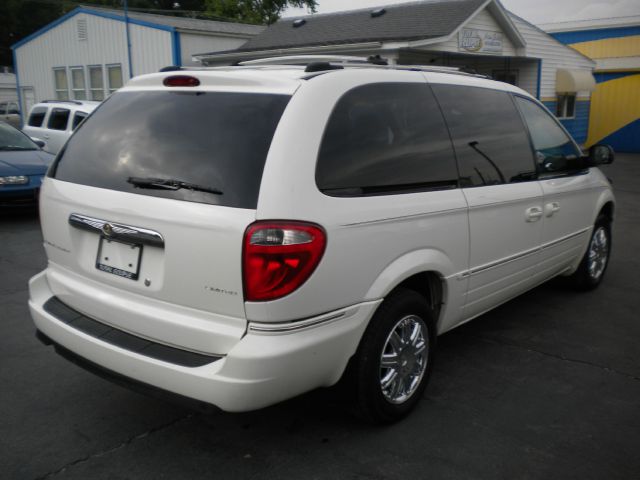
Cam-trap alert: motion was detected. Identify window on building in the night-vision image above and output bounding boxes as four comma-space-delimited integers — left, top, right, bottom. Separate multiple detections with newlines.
89, 65, 104, 101
54, 68, 69, 100
7, 102, 19, 115
28, 107, 48, 127
432, 85, 536, 187
316, 83, 458, 196
515, 96, 581, 174
47, 108, 70, 131
556, 94, 576, 119
70, 67, 87, 100
107, 64, 123, 94
72, 111, 88, 130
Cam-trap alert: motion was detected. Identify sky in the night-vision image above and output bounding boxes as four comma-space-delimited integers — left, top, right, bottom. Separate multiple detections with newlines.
284, 0, 640, 25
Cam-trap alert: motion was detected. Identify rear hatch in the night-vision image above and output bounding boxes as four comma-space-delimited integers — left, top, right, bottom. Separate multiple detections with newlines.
39, 79, 292, 355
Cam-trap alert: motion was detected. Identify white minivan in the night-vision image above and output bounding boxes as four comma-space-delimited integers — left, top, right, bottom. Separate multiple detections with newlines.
29, 58, 615, 423
22, 100, 99, 154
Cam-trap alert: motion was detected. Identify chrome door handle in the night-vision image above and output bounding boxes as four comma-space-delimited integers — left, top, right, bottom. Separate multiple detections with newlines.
545, 202, 560, 217
43, 134, 50, 139
525, 206, 543, 222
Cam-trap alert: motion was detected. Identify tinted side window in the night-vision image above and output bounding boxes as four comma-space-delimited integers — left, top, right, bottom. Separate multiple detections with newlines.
514, 96, 582, 174
47, 108, 70, 131
72, 111, 87, 130
316, 83, 457, 196
28, 107, 48, 127
432, 85, 536, 187
8, 102, 19, 115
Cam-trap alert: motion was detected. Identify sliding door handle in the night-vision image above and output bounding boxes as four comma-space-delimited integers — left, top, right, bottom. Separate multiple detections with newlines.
525, 206, 543, 222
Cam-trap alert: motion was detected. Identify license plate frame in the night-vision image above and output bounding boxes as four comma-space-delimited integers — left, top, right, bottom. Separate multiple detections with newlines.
95, 236, 143, 280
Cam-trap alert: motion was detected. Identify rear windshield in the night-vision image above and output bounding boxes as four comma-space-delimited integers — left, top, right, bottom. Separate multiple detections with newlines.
51, 91, 290, 209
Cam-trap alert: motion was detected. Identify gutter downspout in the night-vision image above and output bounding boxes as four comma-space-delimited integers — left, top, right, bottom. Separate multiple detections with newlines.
124, 0, 133, 78
11, 49, 23, 128
536, 58, 542, 100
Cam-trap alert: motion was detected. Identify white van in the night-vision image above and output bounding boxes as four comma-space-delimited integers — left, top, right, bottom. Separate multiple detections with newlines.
28, 57, 615, 423
22, 100, 99, 154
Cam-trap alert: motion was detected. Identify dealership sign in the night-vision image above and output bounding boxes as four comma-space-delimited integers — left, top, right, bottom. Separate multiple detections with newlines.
459, 28, 503, 54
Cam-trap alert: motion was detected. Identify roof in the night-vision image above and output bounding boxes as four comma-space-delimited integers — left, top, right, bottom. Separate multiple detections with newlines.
83, 5, 265, 36
539, 15, 640, 33
12, 5, 264, 50
233, 0, 486, 53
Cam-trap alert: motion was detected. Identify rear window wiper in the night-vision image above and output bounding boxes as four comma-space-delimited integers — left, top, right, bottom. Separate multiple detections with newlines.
127, 177, 223, 195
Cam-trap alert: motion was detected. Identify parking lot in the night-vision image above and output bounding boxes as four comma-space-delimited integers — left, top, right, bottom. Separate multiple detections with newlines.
1, 154, 639, 480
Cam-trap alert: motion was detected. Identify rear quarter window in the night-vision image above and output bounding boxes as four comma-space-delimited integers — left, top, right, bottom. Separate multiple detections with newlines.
51, 91, 290, 209
316, 83, 458, 196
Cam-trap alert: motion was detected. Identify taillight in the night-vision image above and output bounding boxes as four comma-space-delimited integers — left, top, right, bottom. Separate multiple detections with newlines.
163, 75, 200, 87
243, 221, 326, 302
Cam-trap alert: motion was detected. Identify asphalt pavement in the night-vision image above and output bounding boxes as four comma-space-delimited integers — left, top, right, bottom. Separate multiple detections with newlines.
1, 155, 639, 480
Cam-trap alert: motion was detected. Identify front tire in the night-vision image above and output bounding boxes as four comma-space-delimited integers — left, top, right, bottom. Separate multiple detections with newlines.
350, 289, 435, 424
566, 214, 612, 290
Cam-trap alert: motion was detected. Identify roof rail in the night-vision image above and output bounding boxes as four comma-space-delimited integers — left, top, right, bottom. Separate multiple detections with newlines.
239, 55, 374, 66
41, 100, 84, 105
159, 56, 490, 80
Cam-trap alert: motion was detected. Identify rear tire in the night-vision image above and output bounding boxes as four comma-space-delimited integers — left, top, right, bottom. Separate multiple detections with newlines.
349, 288, 435, 424
565, 214, 612, 290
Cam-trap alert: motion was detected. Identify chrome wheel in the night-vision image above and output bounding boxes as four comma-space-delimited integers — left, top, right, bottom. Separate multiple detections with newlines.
588, 226, 609, 281
379, 315, 428, 405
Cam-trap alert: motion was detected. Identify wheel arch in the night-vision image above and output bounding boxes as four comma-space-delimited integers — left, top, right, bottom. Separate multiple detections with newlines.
364, 249, 455, 331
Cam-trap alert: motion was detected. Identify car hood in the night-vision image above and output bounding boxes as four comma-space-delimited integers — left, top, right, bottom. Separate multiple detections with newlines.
0, 150, 55, 176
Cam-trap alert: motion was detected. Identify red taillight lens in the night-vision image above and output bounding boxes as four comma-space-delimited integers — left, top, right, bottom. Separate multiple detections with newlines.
163, 75, 200, 87
243, 221, 326, 301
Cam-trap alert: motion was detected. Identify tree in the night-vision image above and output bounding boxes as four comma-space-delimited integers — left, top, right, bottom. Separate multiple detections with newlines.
204, 0, 317, 25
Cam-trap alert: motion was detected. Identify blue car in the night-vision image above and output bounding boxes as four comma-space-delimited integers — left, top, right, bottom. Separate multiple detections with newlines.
0, 121, 54, 207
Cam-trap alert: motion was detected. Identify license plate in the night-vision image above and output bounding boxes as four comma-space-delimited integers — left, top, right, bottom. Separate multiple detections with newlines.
95, 237, 142, 280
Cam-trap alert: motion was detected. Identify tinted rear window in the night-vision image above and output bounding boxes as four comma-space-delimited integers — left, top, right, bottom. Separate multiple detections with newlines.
52, 91, 290, 208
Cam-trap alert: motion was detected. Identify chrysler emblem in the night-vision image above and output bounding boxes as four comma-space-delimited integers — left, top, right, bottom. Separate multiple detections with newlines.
102, 223, 114, 237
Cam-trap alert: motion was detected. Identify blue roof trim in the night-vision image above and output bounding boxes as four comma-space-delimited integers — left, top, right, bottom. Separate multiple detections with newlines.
594, 71, 639, 84
11, 7, 174, 50
550, 26, 640, 45
172, 31, 182, 66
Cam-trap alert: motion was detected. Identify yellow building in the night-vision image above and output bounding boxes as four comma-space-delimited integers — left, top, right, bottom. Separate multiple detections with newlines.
543, 16, 640, 152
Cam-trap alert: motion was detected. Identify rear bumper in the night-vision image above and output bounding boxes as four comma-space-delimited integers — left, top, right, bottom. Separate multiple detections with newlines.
29, 270, 380, 412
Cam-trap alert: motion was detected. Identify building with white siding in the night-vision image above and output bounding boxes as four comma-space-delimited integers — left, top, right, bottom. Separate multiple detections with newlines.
0, 71, 17, 102
194, 0, 597, 144
11, 6, 263, 124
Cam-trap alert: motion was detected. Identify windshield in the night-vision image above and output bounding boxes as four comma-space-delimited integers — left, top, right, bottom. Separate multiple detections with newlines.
51, 90, 290, 208
0, 122, 38, 151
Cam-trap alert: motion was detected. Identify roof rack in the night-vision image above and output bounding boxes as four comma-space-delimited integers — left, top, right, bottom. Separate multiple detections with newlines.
159, 55, 490, 79
41, 100, 84, 105
238, 55, 374, 66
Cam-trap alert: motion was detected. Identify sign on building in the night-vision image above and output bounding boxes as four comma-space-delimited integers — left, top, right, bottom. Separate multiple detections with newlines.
459, 28, 503, 54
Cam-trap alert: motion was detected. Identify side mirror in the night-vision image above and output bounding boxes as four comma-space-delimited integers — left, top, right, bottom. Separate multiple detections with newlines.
587, 144, 614, 166
30, 137, 46, 148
